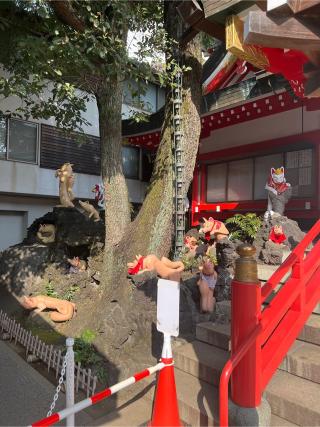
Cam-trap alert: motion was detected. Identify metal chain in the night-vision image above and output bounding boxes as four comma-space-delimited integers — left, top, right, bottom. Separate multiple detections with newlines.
47, 351, 69, 417
173, 69, 185, 259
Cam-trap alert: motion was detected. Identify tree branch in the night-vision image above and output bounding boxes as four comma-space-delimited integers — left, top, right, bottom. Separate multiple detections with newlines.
48, 0, 86, 32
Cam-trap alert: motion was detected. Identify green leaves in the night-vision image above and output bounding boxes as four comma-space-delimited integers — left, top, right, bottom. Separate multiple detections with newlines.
226, 213, 262, 243
0, 0, 184, 132
74, 329, 101, 366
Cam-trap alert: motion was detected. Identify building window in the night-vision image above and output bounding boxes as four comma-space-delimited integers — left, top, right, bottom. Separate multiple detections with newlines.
228, 158, 253, 201
254, 153, 283, 200
206, 147, 314, 203
122, 145, 140, 180
207, 163, 227, 202
0, 117, 39, 164
0, 116, 6, 159
285, 149, 314, 197
8, 119, 38, 163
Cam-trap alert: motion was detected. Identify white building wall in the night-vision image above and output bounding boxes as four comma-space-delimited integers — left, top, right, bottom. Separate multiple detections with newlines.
199, 106, 320, 154
0, 195, 58, 250
0, 160, 147, 203
0, 160, 98, 199
0, 68, 164, 135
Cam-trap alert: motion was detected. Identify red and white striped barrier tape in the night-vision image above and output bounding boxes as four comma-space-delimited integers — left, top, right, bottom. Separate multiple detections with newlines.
29, 361, 170, 427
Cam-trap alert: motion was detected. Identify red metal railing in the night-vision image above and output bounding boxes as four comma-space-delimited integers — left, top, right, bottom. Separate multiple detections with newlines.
219, 219, 320, 427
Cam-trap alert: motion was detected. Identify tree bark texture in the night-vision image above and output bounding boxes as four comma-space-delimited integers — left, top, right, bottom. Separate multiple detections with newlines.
95, 2, 203, 378
96, 81, 131, 252
117, 3, 203, 261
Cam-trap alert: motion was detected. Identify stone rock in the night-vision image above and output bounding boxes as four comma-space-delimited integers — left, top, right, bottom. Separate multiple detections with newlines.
216, 237, 237, 271
254, 215, 305, 265
215, 300, 231, 324
215, 268, 232, 302
260, 241, 284, 265
0, 244, 52, 295
25, 207, 105, 249
214, 237, 236, 301
128, 271, 157, 288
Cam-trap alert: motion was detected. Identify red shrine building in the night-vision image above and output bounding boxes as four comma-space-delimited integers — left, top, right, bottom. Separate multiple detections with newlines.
123, 66, 320, 230
191, 92, 320, 228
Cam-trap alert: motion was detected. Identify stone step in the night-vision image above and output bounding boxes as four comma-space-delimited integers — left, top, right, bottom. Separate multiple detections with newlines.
174, 340, 229, 385
312, 302, 320, 315
93, 397, 151, 426
271, 414, 298, 426
143, 366, 219, 426
265, 370, 320, 426
215, 300, 231, 324
94, 399, 298, 427
279, 340, 320, 384
197, 314, 320, 349
258, 263, 291, 284
196, 322, 231, 351
143, 365, 306, 427
298, 313, 320, 346
185, 331, 320, 388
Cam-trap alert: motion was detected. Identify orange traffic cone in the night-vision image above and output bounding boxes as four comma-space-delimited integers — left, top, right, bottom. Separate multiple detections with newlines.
149, 334, 182, 427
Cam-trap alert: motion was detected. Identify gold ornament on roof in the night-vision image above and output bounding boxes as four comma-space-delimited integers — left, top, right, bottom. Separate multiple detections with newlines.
226, 15, 270, 70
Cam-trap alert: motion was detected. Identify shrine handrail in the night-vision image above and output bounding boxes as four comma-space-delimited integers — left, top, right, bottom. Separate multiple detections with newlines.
261, 219, 320, 303
219, 325, 262, 427
219, 219, 320, 427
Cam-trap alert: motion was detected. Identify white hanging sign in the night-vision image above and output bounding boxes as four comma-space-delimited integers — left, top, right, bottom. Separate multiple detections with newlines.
156, 279, 180, 337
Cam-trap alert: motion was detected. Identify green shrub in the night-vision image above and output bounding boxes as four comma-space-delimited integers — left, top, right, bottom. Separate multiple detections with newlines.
45, 282, 79, 301
226, 213, 262, 243
45, 282, 59, 298
180, 252, 200, 271
74, 329, 101, 366
62, 285, 80, 301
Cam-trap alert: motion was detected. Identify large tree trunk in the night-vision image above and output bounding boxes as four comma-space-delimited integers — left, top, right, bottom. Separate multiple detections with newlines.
118, 6, 203, 261
95, 2, 203, 380
96, 80, 131, 253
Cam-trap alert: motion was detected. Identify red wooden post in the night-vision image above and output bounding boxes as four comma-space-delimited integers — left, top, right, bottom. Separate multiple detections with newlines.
231, 244, 262, 407
200, 164, 206, 204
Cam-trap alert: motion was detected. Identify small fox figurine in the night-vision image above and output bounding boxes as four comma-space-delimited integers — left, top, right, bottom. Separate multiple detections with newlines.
79, 200, 100, 222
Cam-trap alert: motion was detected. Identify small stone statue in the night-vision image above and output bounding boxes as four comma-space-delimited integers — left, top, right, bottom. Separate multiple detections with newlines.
37, 224, 56, 244
55, 163, 75, 208
197, 257, 217, 313
269, 225, 287, 245
67, 256, 87, 273
198, 217, 229, 242
92, 183, 105, 209
79, 200, 100, 222
264, 167, 292, 220
198, 217, 235, 302
21, 295, 76, 322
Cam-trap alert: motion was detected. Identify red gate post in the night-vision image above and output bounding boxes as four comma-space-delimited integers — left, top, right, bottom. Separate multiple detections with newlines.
231, 244, 262, 407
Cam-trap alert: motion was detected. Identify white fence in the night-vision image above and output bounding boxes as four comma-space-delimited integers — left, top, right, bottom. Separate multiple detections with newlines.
0, 310, 97, 397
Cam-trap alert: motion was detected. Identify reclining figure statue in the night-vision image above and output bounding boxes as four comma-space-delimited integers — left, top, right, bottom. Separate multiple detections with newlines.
127, 255, 184, 281
21, 295, 76, 322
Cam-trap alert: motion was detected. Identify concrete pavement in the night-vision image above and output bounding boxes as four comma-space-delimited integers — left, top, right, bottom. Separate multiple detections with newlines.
0, 340, 94, 426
